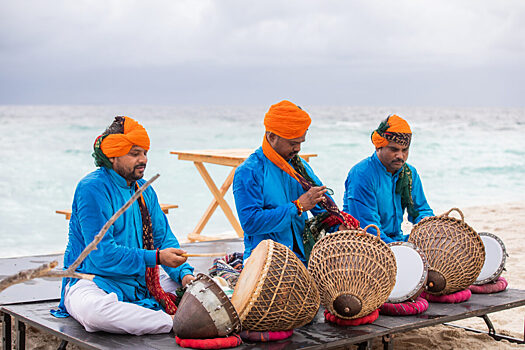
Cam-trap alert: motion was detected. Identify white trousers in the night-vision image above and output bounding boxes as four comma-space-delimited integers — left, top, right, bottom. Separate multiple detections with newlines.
64, 273, 180, 335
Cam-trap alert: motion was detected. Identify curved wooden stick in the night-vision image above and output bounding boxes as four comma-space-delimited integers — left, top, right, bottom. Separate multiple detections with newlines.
0, 174, 160, 294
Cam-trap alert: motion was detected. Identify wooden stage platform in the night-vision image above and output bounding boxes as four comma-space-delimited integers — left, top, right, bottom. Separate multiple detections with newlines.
2, 239, 525, 349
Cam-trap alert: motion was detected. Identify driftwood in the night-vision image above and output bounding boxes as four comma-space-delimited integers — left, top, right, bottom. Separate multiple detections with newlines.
0, 174, 160, 294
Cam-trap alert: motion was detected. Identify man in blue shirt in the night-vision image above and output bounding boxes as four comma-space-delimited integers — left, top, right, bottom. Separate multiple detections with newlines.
52, 116, 195, 335
233, 101, 354, 264
343, 115, 434, 243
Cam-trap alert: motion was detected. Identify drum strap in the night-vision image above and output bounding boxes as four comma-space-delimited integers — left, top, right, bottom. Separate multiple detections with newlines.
136, 183, 179, 315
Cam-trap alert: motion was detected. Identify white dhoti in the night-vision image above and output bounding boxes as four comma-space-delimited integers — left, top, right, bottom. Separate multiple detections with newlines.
64, 273, 180, 335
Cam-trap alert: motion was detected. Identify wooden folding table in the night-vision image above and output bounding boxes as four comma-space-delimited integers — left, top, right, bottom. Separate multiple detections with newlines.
170, 149, 317, 242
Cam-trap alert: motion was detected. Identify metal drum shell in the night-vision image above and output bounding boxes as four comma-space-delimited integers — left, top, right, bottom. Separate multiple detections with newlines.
173, 273, 241, 339
308, 226, 397, 320
473, 232, 507, 285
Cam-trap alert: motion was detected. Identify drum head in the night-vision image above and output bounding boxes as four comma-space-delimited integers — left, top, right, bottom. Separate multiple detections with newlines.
387, 242, 428, 303
475, 232, 506, 285
231, 240, 270, 315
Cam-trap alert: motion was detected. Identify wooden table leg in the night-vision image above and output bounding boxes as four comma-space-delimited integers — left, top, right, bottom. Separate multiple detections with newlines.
2, 311, 12, 350
15, 320, 24, 350
190, 163, 243, 240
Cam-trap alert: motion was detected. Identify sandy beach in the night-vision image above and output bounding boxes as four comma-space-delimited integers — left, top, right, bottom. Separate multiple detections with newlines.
1, 202, 524, 349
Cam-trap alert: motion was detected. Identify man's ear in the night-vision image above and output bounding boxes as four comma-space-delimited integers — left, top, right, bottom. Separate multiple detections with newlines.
267, 132, 278, 143
108, 157, 115, 165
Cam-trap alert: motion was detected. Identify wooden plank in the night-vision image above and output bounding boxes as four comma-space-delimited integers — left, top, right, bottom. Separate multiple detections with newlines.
3, 290, 525, 350
56, 204, 178, 220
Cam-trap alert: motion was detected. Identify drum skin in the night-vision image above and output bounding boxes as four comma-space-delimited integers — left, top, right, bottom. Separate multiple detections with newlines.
408, 208, 485, 295
308, 227, 397, 320
473, 232, 507, 285
231, 240, 320, 331
387, 242, 428, 303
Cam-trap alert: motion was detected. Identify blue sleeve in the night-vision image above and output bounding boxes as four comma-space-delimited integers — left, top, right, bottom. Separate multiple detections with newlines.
233, 166, 297, 236
147, 188, 194, 284
343, 170, 394, 243
76, 182, 155, 277
301, 159, 328, 217
408, 167, 434, 224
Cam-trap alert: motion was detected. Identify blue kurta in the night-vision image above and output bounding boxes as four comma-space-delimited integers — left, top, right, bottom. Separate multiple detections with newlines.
343, 152, 434, 243
233, 147, 325, 263
52, 167, 193, 317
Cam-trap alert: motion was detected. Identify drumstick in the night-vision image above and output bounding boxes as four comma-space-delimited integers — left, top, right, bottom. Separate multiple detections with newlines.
180, 252, 226, 257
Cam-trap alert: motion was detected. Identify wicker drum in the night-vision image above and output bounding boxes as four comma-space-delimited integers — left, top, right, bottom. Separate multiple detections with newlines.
308, 225, 397, 320
231, 240, 320, 331
408, 208, 485, 295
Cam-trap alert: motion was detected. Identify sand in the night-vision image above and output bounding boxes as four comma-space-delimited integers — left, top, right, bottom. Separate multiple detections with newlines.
1, 202, 524, 349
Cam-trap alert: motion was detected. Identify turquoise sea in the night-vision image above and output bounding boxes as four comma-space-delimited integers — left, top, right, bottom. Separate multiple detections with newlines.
1, 105, 524, 258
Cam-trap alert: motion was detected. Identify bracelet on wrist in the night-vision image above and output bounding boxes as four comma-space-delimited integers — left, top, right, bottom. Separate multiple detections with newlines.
156, 248, 160, 265
293, 200, 304, 216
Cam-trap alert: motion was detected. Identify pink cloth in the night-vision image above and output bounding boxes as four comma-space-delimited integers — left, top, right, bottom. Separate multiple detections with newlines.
421, 289, 471, 303
324, 309, 379, 326
380, 297, 429, 316
469, 277, 508, 294
239, 330, 293, 342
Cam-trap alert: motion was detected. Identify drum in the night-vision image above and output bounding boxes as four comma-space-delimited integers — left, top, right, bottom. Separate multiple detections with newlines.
387, 242, 428, 303
408, 208, 485, 295
473, 232, 507, 285
308, 225, 397, 319
173, 273, 241, 339
230, 240, 320, 331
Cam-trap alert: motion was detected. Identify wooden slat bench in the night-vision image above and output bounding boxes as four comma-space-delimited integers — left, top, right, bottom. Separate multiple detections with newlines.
56, 204, 178, 220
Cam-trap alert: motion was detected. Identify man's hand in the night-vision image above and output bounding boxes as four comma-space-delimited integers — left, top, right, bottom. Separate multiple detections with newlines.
297, 186, 328, 211
159, 248, 188, 268
338, 224, 349, 231
182, 274, 196, 288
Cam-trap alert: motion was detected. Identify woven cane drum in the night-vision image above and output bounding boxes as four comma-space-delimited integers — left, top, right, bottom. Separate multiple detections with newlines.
408, 208, 485, 295
231, 240, 320, 331
308, 225, 397, 319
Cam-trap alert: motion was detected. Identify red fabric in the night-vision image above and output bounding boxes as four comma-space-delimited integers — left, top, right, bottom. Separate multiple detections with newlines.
380, 297, 429, 316
421, 289, 471, 303
321, 211, 360, 231
175, 335, 242, 349
469, 277, 508, 294
239, 330, 294, 342
324, 309, 379, 326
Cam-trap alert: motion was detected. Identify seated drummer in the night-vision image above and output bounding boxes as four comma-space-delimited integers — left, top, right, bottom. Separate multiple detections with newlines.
343, 115, 434, 243
51, 116, 195, 335
233, 100, 344, 264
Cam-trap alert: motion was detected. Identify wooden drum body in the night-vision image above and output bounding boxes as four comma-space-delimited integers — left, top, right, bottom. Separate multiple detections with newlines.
308, 225, 397, 319
231, 240, 320, 331
408, 208, 485, 295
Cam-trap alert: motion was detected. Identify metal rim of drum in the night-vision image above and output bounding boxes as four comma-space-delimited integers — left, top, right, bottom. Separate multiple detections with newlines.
473, 232, 507, 285
386, 241, 428, 303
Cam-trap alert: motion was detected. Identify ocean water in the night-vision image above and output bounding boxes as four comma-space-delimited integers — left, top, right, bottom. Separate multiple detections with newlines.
0, 105, 524, 258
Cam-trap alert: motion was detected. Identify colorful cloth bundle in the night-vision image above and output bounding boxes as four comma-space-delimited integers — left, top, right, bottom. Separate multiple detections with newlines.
469, 277, 508, 294
208, 252, 244, 288
421, 289, 471, 303
380, 297, 429, 316
324, 309, 379, 326
175, 335, 242, 349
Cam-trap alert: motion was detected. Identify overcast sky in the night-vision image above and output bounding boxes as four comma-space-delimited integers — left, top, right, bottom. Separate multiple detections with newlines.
1, 0, 524, 106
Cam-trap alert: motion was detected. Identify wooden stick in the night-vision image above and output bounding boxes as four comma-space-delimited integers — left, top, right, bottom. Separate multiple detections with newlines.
0, 174, 160, 294
181, 252, 226, 257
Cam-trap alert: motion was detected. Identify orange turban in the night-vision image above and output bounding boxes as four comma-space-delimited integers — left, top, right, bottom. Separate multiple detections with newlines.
100, 117, 150, 157
371, 115, 412, 148
264, 100, 311, 139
